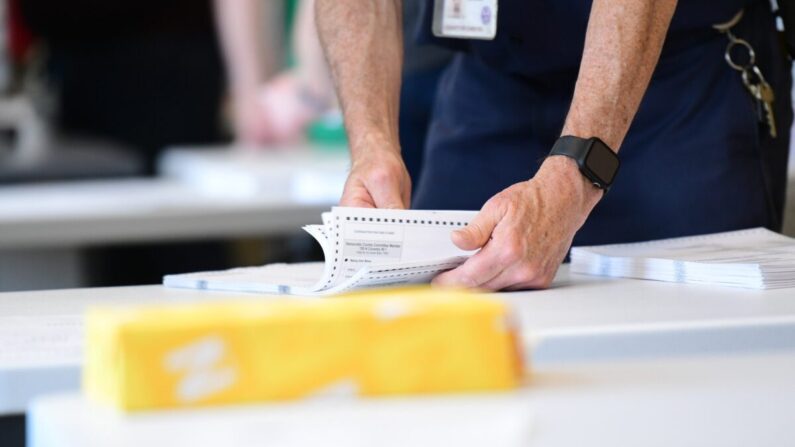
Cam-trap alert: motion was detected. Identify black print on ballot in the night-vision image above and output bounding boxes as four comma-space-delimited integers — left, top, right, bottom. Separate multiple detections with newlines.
343, 224, 405, 260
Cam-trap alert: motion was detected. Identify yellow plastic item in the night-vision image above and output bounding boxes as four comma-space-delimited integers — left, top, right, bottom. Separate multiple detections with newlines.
84, 288, 524, 411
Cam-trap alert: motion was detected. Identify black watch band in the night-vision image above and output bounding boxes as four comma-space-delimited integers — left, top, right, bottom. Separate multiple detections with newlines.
549, 136, 620, 191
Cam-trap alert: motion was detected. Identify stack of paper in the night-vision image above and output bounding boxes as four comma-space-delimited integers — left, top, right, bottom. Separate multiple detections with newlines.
164, 207, 477, 295
570, 228, 795, 289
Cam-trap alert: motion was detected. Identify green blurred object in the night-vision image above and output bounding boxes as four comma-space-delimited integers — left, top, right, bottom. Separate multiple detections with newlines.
284, 0, 299, 67
283, 1, 346, 150
285, 0, 298, 25
307, 110, 348, 149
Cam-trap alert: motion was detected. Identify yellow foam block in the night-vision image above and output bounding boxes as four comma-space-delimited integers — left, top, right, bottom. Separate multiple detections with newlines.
84, 288, 524, 411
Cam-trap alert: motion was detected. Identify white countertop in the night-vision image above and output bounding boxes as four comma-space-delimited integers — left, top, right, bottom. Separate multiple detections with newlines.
3, 266, 795, 415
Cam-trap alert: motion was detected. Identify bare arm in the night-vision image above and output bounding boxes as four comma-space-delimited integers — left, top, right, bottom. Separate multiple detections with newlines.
563, 0, 678, 152
293, 0, 333, 97
214, 0, 279, 97
214, 0, 282, 142
252, 0, 336, 142
316, 0, 410, 208
435, 0, 678, 290
316, 0, 403, 155
543, 0, 679, 216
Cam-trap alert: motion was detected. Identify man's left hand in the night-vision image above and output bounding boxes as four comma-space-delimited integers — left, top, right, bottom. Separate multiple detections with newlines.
432, 156, 603, 291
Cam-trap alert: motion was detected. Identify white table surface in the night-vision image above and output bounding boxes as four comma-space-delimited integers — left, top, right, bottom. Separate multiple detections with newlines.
0, 179, 332, 249
3, 267, 795, 415
0, 146, 349, 249
506, 270, 795, 362
27, 351, 795, 447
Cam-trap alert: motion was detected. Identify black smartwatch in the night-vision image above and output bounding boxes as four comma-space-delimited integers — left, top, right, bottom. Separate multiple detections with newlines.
549, 136, 620, 191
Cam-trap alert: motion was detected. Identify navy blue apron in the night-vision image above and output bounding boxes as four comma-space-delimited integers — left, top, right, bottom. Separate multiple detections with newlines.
411, 0, 792, 245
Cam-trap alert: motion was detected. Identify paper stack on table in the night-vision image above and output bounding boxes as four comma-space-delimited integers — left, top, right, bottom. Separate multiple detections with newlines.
571, 227, 795, 289
164, 207, 477, 296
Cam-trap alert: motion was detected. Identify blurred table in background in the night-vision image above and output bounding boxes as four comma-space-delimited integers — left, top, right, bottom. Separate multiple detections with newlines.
0, 145, 349, 292
159, 145, 348, 203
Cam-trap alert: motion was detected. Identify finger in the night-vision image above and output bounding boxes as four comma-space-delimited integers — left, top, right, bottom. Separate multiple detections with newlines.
368, 178, 406, 209
401, 183, 412, 210
340, 187, 376, 208
482, 265, 557, 292
451, 202, 505, 251
369, 182, 407, 209
360, 165, 408, 209
432, 242, 505, 288
342, 197, 375, 208
504, 267, 558, 291
480, 265, 534, 292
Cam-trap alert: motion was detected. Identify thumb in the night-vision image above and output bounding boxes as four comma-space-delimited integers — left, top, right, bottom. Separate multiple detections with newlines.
375, 193, 406, 209
370, 181, 407, 210
340, 183, 377, 208
452, 205, 503, 251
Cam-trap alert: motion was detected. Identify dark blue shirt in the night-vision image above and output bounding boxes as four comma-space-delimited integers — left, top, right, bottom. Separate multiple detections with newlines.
416, 0, 756, 77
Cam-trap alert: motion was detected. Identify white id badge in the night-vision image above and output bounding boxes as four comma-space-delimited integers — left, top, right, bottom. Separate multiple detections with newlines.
432, 0, 498, 40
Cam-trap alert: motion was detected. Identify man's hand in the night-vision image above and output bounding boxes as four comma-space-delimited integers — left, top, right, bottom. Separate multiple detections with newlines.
316, 0, 405, 208
434, 0, 677, 291
340, 143, 411, 209
433, 157, 602, 290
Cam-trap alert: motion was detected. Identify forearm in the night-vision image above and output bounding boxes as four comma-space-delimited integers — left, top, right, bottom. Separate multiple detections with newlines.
316, 0, 403, 158
293, 0, 333, 99
562, 0, 677, 151
214, 0, 279, 95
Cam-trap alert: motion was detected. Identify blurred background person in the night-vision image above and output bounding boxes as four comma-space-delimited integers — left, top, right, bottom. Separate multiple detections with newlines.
216, 0, 331, 145
217, 0, 452, 189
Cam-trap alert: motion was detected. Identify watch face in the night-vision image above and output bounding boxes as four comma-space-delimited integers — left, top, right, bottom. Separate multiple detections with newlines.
585, 140, 619, 185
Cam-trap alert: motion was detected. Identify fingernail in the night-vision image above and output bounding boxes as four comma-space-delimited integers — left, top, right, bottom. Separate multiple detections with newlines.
453, 229, 471, 242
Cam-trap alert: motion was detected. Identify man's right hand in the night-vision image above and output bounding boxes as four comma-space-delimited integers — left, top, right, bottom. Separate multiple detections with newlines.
316, 0, 406, 208
340, 145, 411, 209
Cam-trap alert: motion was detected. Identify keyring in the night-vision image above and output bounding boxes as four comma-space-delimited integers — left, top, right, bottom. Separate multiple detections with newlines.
713, 10, 744, 33
725, 38, 756, 71
741, 65, 767, 89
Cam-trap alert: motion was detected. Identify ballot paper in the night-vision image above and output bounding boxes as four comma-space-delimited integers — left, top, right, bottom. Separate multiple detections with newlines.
164, 207, 478, 295
570, 227, 795, 289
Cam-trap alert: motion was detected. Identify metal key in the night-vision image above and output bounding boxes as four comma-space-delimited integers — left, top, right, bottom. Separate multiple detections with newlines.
743, 66, 777, 138
715, 11, 778, 139
744, 80, 764, 120
756, 80, 777, 139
